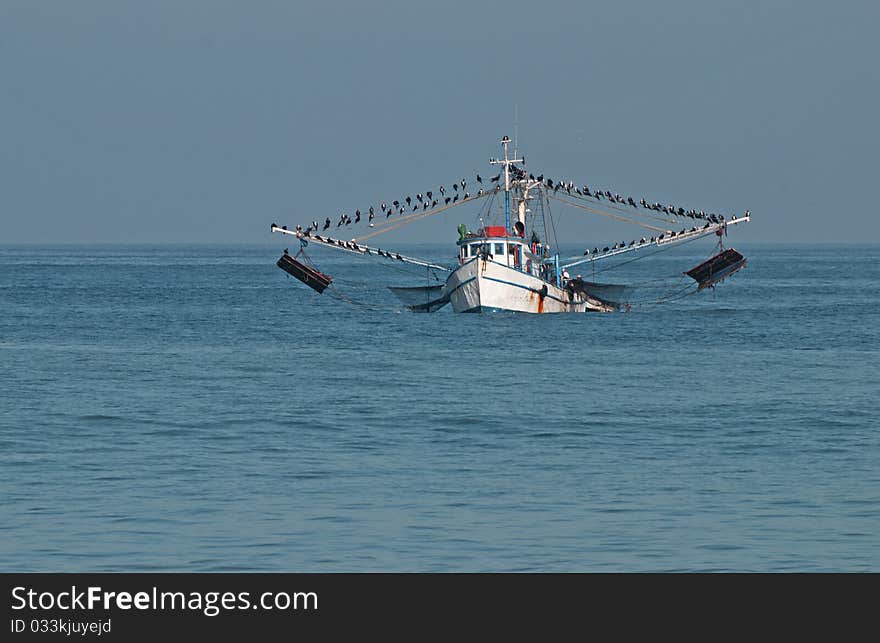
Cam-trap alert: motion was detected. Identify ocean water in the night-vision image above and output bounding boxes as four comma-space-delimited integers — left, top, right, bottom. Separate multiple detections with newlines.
1, 243, 878, 572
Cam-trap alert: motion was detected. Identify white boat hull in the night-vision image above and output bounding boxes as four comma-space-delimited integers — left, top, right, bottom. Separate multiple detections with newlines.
445, 258, 613, 313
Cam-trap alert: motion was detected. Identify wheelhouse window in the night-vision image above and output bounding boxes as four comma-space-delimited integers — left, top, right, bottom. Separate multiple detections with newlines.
494, 243, 505, 256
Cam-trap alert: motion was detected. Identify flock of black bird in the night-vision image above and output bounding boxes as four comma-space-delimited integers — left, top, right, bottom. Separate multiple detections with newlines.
271, 169, 749, 259
279, 175, 503, 235
537, 174, 741, 226
518, 169, 749, 257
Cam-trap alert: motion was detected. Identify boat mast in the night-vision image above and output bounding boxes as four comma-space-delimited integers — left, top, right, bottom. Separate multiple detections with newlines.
489, 135, 523, 233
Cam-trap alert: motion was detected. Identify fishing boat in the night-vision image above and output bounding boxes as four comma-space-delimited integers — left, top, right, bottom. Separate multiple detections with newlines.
270, 135, 750, 313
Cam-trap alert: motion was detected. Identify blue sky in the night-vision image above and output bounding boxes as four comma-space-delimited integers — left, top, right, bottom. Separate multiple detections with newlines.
2, 0, 878, 244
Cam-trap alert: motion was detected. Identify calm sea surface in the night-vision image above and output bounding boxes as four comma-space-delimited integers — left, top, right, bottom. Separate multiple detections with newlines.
1, 243, 878, 571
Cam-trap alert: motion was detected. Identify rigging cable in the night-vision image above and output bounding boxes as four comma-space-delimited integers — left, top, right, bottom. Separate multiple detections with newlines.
542, 188, 561, 263
549, 193, 670, 232
354, 191, 493, 243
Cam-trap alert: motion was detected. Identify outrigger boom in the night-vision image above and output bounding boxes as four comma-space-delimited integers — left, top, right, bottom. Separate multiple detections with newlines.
561, 215, 750, 269
271, 225, 451, 272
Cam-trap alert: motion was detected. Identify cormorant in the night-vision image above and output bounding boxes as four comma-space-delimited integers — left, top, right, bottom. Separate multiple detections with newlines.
476, 174, 482, 184
323, 218, 331, 230
444, 197, 451, 205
